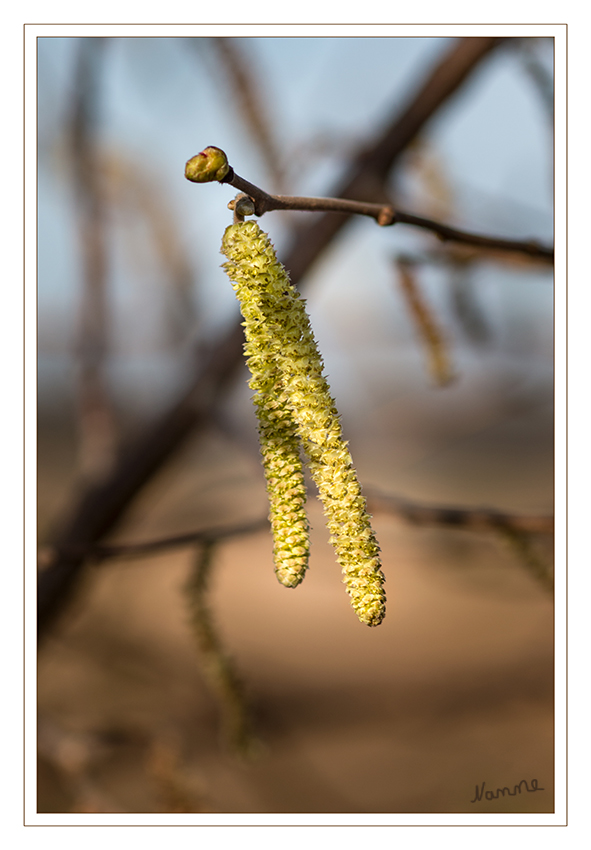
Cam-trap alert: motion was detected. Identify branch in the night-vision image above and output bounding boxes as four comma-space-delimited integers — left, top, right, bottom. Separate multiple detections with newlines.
37, 468, 555, 600
391, 209, 553, 263
70, 517, 269, 562
279, 37, 508, 284
364, 489, 554, 592
38, 492, 552, 566
224, 174, 397, 222
39, 488, 553, 598
220, 176, 553, 264
38, 329, 245, 637
38, 37, 508, 639
186, 147, 553, 263
364, 489, 554, 535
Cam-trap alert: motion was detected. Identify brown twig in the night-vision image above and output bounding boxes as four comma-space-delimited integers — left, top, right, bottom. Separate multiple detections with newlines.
364, 489, 554, 535
226, 172, 396, 222
224, 172, 553, 263
365, 489, 554, 592
393, 209, 553, 262
87, 517, 269, 562
38, 36, 509, 639
39, 492, 551, 566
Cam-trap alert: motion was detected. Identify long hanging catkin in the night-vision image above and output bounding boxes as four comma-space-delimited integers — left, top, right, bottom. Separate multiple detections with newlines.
222, 223, 310, 588
221, 221, 386, 626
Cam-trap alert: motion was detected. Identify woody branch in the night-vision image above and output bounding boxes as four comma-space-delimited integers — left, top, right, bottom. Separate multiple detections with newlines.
186, 147, 554, 264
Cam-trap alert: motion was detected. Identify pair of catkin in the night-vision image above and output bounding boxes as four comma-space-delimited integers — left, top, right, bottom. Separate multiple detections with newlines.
221, 220, 386, 626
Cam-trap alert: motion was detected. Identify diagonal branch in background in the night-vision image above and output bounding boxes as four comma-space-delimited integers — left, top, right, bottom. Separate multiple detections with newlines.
394, 257, 456, 387
38, 329, 244, 636
279, 36, 508, 283
38, 36, 508, 639
205, 37, 286, 192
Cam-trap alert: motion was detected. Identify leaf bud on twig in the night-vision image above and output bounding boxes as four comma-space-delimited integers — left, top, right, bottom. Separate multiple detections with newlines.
185, 146, 230, 183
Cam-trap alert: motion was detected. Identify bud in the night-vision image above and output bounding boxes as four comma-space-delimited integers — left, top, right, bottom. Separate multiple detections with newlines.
185, 146, 230, 183
234, 195, 255, 218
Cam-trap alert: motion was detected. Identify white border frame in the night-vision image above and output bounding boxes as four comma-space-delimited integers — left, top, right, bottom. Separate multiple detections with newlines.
23, 21, 567, 830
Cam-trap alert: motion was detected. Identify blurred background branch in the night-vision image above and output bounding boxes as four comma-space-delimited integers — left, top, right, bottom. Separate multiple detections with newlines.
394, 256, 456, 387
70, 37, 117, 483
201, 37, 287, 193
38, 490, 553, 587
185, 541, 258, 756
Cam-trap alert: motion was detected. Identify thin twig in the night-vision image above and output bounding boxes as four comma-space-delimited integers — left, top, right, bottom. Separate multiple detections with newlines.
393, 209, 553, 263
37, 492, 552, 566
224, 171, 553, 263
364, 489, 554, 535
226, 171, 396, 223
365, 489, 554, 592
38, 487, 554, 597
88, 517, 269, 562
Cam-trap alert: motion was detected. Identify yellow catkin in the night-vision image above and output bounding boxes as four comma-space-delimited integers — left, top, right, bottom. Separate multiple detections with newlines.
221, 221, 386, 626
222, 225, 309, 588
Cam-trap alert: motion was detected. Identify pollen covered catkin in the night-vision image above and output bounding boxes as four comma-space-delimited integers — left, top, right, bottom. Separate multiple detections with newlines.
251, 369, 310, 588
221, 220, 386, 626
222, 224, 309, 588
